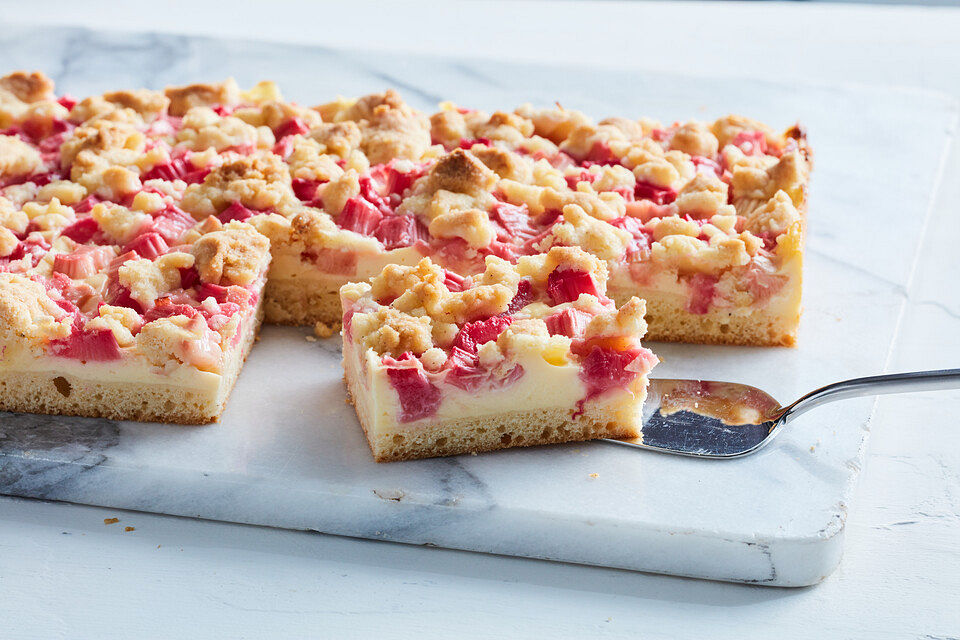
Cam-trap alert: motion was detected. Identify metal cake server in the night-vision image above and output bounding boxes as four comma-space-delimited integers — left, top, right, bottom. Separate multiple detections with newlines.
604, 369, 960, 458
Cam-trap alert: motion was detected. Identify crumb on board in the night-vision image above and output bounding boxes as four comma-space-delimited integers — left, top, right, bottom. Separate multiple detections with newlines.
313, 320, 336, 339
588, 473, 599, 479
124, 526, 135, 532
103, 517, 119, 525
305, 335, 317, 342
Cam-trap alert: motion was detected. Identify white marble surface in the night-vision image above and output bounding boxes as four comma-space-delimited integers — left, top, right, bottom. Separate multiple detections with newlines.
1, 1, 959, 637
1, 22, 954, 588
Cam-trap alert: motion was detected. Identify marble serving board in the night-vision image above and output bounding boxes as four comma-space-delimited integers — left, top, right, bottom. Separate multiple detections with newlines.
0, 26, 957, 587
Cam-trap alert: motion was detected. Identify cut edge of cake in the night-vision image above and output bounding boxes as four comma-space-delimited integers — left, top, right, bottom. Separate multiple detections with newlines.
0, 298, 263, 424
339, 246, 657, 462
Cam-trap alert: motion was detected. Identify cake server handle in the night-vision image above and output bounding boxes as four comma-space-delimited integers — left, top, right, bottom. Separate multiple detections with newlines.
778, 368, 960, 423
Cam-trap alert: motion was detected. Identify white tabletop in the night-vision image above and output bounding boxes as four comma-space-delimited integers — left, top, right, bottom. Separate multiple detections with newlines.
2, 1, 959, 637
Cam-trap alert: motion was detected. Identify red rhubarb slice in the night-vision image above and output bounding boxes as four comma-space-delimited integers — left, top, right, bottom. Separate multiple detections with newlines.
141, 158, 209, 184
150, 205, 196, 244
273, 117, 310, 140
338, 196, 383, 236
49, 328, 123, 362
505, 279, 534, 315
634, 181, 677, 205
577, 345, 642, 402
374, 214, 425, 250
452, 315, 513, 353
546, 269, 599, 305
384, 354, 441, 423
217, 201, 257, 224
123, 232, 169, 260
545, 307, 592, 338
686, 273, 718, 315
52, 246, 114, 279
60, 217, 102, 244
731, 131, 768, 156
197, 282, 253, 306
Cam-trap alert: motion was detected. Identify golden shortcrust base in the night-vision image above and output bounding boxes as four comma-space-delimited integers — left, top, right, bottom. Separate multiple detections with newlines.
263, 277, 344, 327
361, 402, 639, 463
0, 303, 263, 424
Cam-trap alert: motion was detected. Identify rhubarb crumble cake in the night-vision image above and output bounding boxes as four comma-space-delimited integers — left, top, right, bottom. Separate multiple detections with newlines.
0, 69, 809, 427
340, 247, 658, 461
0, 72, 271, 423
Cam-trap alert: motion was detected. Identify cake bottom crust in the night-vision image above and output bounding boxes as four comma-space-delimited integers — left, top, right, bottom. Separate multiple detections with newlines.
0, 303, 263, 425
618, 293, 800, 347
350, 387, 640, 462
263, 277, 343, 327
0, 372, 226, 424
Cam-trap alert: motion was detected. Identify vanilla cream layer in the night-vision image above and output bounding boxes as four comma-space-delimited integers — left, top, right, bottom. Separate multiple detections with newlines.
0, 355, 225, 394
348, 343, 646, 436
268, 246, 424, 283
608, 255, 802, 319
0, 307, 259, 396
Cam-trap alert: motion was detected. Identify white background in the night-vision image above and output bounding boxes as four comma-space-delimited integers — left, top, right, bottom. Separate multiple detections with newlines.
1, 1, 959, 638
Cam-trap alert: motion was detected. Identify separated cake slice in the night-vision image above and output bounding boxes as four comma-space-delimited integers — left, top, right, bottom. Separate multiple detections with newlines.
0, 200, 270, 423
339, 246, 658, 462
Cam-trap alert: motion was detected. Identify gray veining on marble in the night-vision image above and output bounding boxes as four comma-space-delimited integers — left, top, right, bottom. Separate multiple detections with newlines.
0, 25, 956, 586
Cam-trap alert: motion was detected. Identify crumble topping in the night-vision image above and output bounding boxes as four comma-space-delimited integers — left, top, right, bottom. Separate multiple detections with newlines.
191, 221, 271, 285
0, 135, 42, 178
306, 121, 362, 158
428, 208, 494, 249
71, 90, 170, 124
0, 69, 809, 373
675, 173, 731, 217
0, 71, 55, 103
349, 305, 434, 357
359, 104, 432, 165
668, 121, 719, 157
320, 170, 360, 216
0, 273, 70, 342
711, 115, 775, 149
744, 190, 801, 236
86, 304, 142, 347
177, 107, 275, 153
165, 79, 240, 117
535, 204, 631, 261
119, 252, 195, 308
514, 103, 593, 144
136, 314, 223, 372
91, 203, 150, 243
182, 152, 295, 217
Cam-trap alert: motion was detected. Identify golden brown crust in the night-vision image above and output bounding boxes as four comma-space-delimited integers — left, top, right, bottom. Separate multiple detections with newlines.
164, 79, 240, 116
191, 221, 272, 286
424, 148, 497, 195
0, 71, 54, 103
101, 89, 170, 120
362, 404, 639, 463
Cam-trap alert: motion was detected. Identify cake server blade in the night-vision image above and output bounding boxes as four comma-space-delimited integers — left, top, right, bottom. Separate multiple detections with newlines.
604, 370, 960, 458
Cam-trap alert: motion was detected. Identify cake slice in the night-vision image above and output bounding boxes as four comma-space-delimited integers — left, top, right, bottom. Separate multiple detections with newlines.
0, 208, 270, 424
339, 246, 658, 462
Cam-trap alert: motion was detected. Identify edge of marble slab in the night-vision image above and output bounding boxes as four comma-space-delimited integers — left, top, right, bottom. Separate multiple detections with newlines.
0, 23, 954, 587
0, 452, 844, 587
0, 320, 868, 588
11, 20, 959, 109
